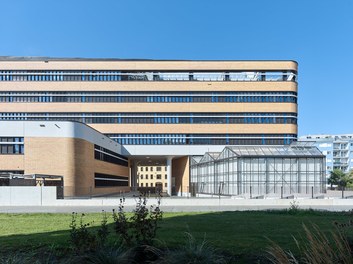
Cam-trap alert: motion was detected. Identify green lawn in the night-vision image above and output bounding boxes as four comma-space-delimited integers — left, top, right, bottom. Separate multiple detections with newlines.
1, 210, 353, 261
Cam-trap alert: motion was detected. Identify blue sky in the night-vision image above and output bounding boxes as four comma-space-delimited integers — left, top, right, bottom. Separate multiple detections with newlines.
0, 0, 352, 136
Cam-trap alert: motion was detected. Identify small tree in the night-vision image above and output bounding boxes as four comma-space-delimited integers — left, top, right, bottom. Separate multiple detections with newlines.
328, 169, 345, 189
339, 172, 353, 189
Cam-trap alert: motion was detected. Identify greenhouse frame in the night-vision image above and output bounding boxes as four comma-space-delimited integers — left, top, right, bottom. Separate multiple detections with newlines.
190, 142, 326, 197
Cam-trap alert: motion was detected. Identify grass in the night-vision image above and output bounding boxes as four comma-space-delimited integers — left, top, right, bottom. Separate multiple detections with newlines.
1, 210, 353, 261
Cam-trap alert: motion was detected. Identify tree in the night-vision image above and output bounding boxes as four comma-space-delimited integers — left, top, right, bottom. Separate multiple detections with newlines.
328, 169, 345, 189
339, 170, 353, 189
328, 169, 353, 198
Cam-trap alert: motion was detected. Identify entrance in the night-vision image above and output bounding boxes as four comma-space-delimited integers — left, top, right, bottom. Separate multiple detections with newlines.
156, 182, 163, 193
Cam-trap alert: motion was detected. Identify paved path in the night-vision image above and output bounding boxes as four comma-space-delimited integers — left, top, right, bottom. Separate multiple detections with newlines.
1, 204, 353, 213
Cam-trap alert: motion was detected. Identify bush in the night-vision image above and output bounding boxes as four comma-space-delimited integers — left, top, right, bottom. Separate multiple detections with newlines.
78, 246, 132, 264
288, 200, 300, 214
158, 233, 229, 264
69, 212, 97, 253
113, 196, 163, 246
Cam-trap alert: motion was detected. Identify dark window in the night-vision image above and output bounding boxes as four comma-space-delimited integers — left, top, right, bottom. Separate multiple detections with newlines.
94, 145, 128, 166
0, 137, 24, 155
94, 173, 128, 187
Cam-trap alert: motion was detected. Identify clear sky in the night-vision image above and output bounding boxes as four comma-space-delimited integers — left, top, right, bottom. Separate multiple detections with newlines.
0, 0, 352, 136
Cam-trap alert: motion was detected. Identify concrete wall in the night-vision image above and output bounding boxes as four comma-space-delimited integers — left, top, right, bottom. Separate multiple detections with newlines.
0, 186, 57, 206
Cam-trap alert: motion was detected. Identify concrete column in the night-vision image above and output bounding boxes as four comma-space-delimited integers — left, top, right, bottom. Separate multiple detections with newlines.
167, 157, 173, 196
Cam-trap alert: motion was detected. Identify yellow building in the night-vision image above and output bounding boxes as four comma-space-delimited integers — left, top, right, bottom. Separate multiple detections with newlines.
137, 165, 168, 192
0, 57, 298, 196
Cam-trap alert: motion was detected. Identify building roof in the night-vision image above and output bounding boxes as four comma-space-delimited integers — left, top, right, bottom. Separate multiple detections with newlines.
227, 145, 323, 157
193, 143, 324, 165
0, 56, 298, 63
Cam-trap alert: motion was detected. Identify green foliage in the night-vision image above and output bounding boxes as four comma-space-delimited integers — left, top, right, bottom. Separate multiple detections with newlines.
0, 253, 32, 264
158, 232, 229, 264
328, 169, 344, 188
79, 246, 132, 264
96, 211, 109, 247
288, 200, 300, 214
69, 212, 97, 253
328, 169, 353, 189
113, 196, 163, 246
69, 210, 111, 254
340, 171, 353, 188
3, 211, 353, 262
267, 224, 353, 264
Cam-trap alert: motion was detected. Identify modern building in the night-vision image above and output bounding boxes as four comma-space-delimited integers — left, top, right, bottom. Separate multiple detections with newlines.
0, 57, 300, 196
0, 121, 129, 196
299, 134, 353, 175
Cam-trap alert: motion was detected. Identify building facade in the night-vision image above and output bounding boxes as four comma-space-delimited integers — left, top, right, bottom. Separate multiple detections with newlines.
0, 121, 130, 196
137, 165, 168, 192
0, 57, 299, 196
299, 134, 353, 175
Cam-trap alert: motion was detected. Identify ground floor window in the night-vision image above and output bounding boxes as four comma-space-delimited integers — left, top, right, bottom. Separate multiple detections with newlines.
94, 173, 128, 187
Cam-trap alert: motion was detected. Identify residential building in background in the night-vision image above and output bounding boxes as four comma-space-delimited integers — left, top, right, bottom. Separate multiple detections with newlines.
137, 165, 168, 192
0, 57, 301, 196
299, 134, 353, 175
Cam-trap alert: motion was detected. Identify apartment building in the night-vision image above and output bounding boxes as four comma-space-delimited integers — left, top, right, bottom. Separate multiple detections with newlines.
137, 165, 168, 192
0, 57, 298, 196
299, 134, 353, 175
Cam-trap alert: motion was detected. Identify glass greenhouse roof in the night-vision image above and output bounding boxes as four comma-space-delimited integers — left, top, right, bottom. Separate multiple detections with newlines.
227, 145, 323, 157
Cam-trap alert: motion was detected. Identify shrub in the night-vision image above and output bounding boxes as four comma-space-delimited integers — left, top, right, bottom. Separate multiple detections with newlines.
97, 210, 109, 247
158, 232, 229, 264
0, 253, 32, 264
69, 212, 97, 253
288, 200, 300, 214
78, 246, 132, 264
113, 196, 163, 246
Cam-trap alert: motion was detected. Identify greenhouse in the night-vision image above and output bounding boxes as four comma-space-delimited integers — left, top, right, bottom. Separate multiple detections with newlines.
190, 142, 326, 197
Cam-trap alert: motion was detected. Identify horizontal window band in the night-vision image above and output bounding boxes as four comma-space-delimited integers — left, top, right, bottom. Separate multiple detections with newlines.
94, 148, 128, 161
94, 144, 128, 160
94, 173, 129, 187
0, 71, 297, 74
95, 178, 128, 182
0, 92, 297, 96
0, 142, 24, 145
108, 136, 297, 139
